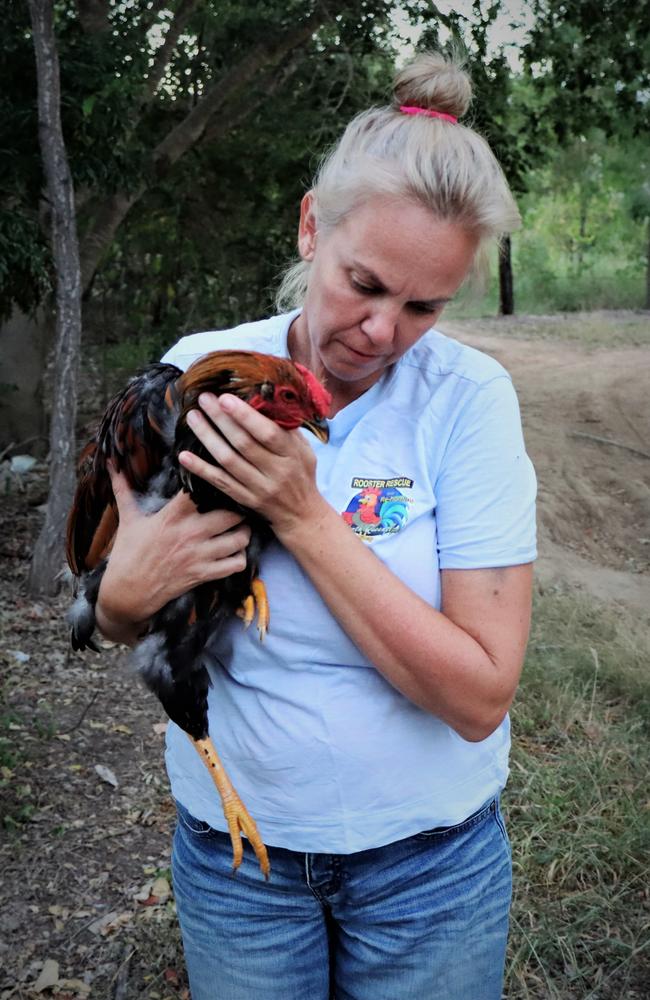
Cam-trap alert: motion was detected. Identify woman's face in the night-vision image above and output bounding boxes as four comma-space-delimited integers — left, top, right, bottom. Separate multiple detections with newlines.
288, 193, 479, 408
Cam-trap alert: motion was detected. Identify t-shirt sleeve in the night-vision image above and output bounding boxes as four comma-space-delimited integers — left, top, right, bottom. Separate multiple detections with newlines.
160, 329, 238, 370
435, 375, 537, 569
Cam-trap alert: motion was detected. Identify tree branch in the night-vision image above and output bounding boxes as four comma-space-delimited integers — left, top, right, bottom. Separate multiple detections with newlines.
153, 7, 325, 175
78, 6, 327, 291
200, 52, 303, 147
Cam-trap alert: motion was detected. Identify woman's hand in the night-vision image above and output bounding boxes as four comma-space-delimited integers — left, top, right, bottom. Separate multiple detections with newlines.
96, 465, 251, 638
177, 393, 328, 539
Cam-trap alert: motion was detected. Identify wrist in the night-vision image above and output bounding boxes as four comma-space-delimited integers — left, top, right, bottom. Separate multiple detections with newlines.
272, 495, 338, 552
97, 574, 150, 632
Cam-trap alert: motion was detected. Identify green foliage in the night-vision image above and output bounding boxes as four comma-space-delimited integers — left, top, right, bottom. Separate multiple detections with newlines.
0, 3, 51, 319
86, 8, 397, 349
522, 0, 650, 142
413, 2, 544, 195
0, 209, 51, 322
4, 0, 649, 340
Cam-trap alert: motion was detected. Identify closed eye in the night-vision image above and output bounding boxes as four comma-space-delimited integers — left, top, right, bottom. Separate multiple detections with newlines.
351, 277, 381, 295
351, 274, 448, 314
408, 301, 442, 314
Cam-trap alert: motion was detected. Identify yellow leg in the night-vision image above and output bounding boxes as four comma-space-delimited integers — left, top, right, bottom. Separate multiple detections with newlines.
250, 578, 269, 639
237, 578, 270, 640
191, 736, 270, 879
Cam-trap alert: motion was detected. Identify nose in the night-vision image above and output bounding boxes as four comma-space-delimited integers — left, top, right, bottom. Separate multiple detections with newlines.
359, 304, 398, 349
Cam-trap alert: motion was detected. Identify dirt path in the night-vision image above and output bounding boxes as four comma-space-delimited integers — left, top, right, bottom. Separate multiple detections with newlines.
440, 316, 650, 610
1, 312, 649, 999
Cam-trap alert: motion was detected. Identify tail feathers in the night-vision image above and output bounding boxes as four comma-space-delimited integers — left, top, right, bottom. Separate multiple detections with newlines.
67, 562, 107, 652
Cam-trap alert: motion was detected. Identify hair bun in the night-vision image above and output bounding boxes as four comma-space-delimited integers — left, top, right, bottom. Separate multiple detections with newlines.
393, 52, 472, 120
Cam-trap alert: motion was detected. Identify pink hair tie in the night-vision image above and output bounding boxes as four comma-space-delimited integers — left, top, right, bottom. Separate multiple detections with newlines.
399, 105, 458, 124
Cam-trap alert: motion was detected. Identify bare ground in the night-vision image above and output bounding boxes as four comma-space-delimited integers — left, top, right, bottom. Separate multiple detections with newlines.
1, 311, 649, 999
441, 313, 650, 610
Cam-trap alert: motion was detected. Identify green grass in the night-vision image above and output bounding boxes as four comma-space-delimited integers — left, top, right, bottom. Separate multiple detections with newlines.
446, 256, 648, 328
504, 587, 650, 998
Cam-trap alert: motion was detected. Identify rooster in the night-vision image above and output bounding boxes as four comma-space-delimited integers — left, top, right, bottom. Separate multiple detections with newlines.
66, 351, 331, 878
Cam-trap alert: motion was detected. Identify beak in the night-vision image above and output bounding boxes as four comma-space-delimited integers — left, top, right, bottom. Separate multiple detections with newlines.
301, 416, 329, 443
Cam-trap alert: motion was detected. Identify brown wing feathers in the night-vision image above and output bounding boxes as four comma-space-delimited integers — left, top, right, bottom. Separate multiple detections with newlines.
66, 363, 182, 575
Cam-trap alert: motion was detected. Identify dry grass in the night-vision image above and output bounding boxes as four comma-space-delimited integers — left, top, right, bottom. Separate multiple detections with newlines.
504, 586, 650, 999
445, 310, 650, 350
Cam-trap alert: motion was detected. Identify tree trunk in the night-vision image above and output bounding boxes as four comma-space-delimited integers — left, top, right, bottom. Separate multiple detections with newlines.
27, 0, 83, 597
498, 235, 515, 316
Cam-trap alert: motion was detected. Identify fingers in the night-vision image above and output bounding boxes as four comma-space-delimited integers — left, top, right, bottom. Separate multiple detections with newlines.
180, 402, 269, 504
206, 524, 251, 560
165, 490, 248, 537
178, 449, 252, 509
193, 524, 250, 582
197, 393, 290, 456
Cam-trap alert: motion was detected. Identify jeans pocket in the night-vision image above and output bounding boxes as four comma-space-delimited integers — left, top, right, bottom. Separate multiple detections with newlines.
415, 796, 496, 841
175, 800, 218, 838
493, 798, 511, 852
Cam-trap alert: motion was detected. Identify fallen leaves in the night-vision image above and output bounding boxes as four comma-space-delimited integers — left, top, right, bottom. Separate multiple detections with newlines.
1, 479, 181, 998
33, 959, 59, 992
30, 958, 92, 998
93, 764, 118, 789
134, 875, 171, 907
88, 911, 133, 937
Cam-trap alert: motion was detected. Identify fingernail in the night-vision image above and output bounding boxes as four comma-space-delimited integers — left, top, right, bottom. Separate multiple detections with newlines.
198, 393, 215, 408
186, 410, 199, 427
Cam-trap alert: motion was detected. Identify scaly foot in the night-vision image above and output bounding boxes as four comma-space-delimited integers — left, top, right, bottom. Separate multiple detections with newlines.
192, 736, 270, 879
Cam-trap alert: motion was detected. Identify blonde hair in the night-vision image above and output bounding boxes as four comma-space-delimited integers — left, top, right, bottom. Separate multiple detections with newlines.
277, 51, 520, 309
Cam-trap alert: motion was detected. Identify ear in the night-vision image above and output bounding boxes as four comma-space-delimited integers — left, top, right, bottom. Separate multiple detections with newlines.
297, 191, 317, 261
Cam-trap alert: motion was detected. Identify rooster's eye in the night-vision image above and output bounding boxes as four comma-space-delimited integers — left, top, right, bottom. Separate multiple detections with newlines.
281, 390, 298, 402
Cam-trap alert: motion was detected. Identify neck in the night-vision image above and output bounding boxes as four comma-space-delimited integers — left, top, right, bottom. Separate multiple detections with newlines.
287, 315, 382, 416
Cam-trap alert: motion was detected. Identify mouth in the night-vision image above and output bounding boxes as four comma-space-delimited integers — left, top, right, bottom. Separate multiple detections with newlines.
344, 344, 384, 362
301, 416, 329, 443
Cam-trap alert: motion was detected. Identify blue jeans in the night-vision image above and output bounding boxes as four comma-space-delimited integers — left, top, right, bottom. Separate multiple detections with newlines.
172, 796, 511, 1000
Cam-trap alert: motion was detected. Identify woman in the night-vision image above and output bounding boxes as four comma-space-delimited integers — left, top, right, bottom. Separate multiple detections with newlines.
97, 52, 536, 1000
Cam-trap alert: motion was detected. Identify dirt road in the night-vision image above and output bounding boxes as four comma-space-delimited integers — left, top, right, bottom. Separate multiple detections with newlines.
441, 315, 650, 611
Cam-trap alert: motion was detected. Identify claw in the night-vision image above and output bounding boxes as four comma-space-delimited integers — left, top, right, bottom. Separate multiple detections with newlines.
238, 595, 256, 629
192, 736, 270, 879
237, 578, 269, 640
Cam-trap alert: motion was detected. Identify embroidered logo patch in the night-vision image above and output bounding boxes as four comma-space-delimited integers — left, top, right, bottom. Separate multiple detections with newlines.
341, 477, 413, 539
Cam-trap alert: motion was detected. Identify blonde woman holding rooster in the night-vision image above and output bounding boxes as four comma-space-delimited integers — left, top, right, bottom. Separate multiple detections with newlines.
98, 52, 536, 1000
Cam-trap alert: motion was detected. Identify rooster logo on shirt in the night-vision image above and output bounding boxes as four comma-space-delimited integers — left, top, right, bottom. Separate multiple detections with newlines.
341, 479, 412, 539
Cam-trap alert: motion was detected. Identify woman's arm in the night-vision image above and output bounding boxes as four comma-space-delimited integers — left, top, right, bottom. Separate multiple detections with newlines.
179, 393, 533, 741
95, 467, 251, 646
274, 502, 531, 741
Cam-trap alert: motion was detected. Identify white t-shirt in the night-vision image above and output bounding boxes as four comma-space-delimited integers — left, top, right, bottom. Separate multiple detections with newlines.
160, 310, 537, 853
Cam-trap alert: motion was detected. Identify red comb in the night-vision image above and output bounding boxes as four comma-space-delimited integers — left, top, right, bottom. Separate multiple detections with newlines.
295, 363, 331, 418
